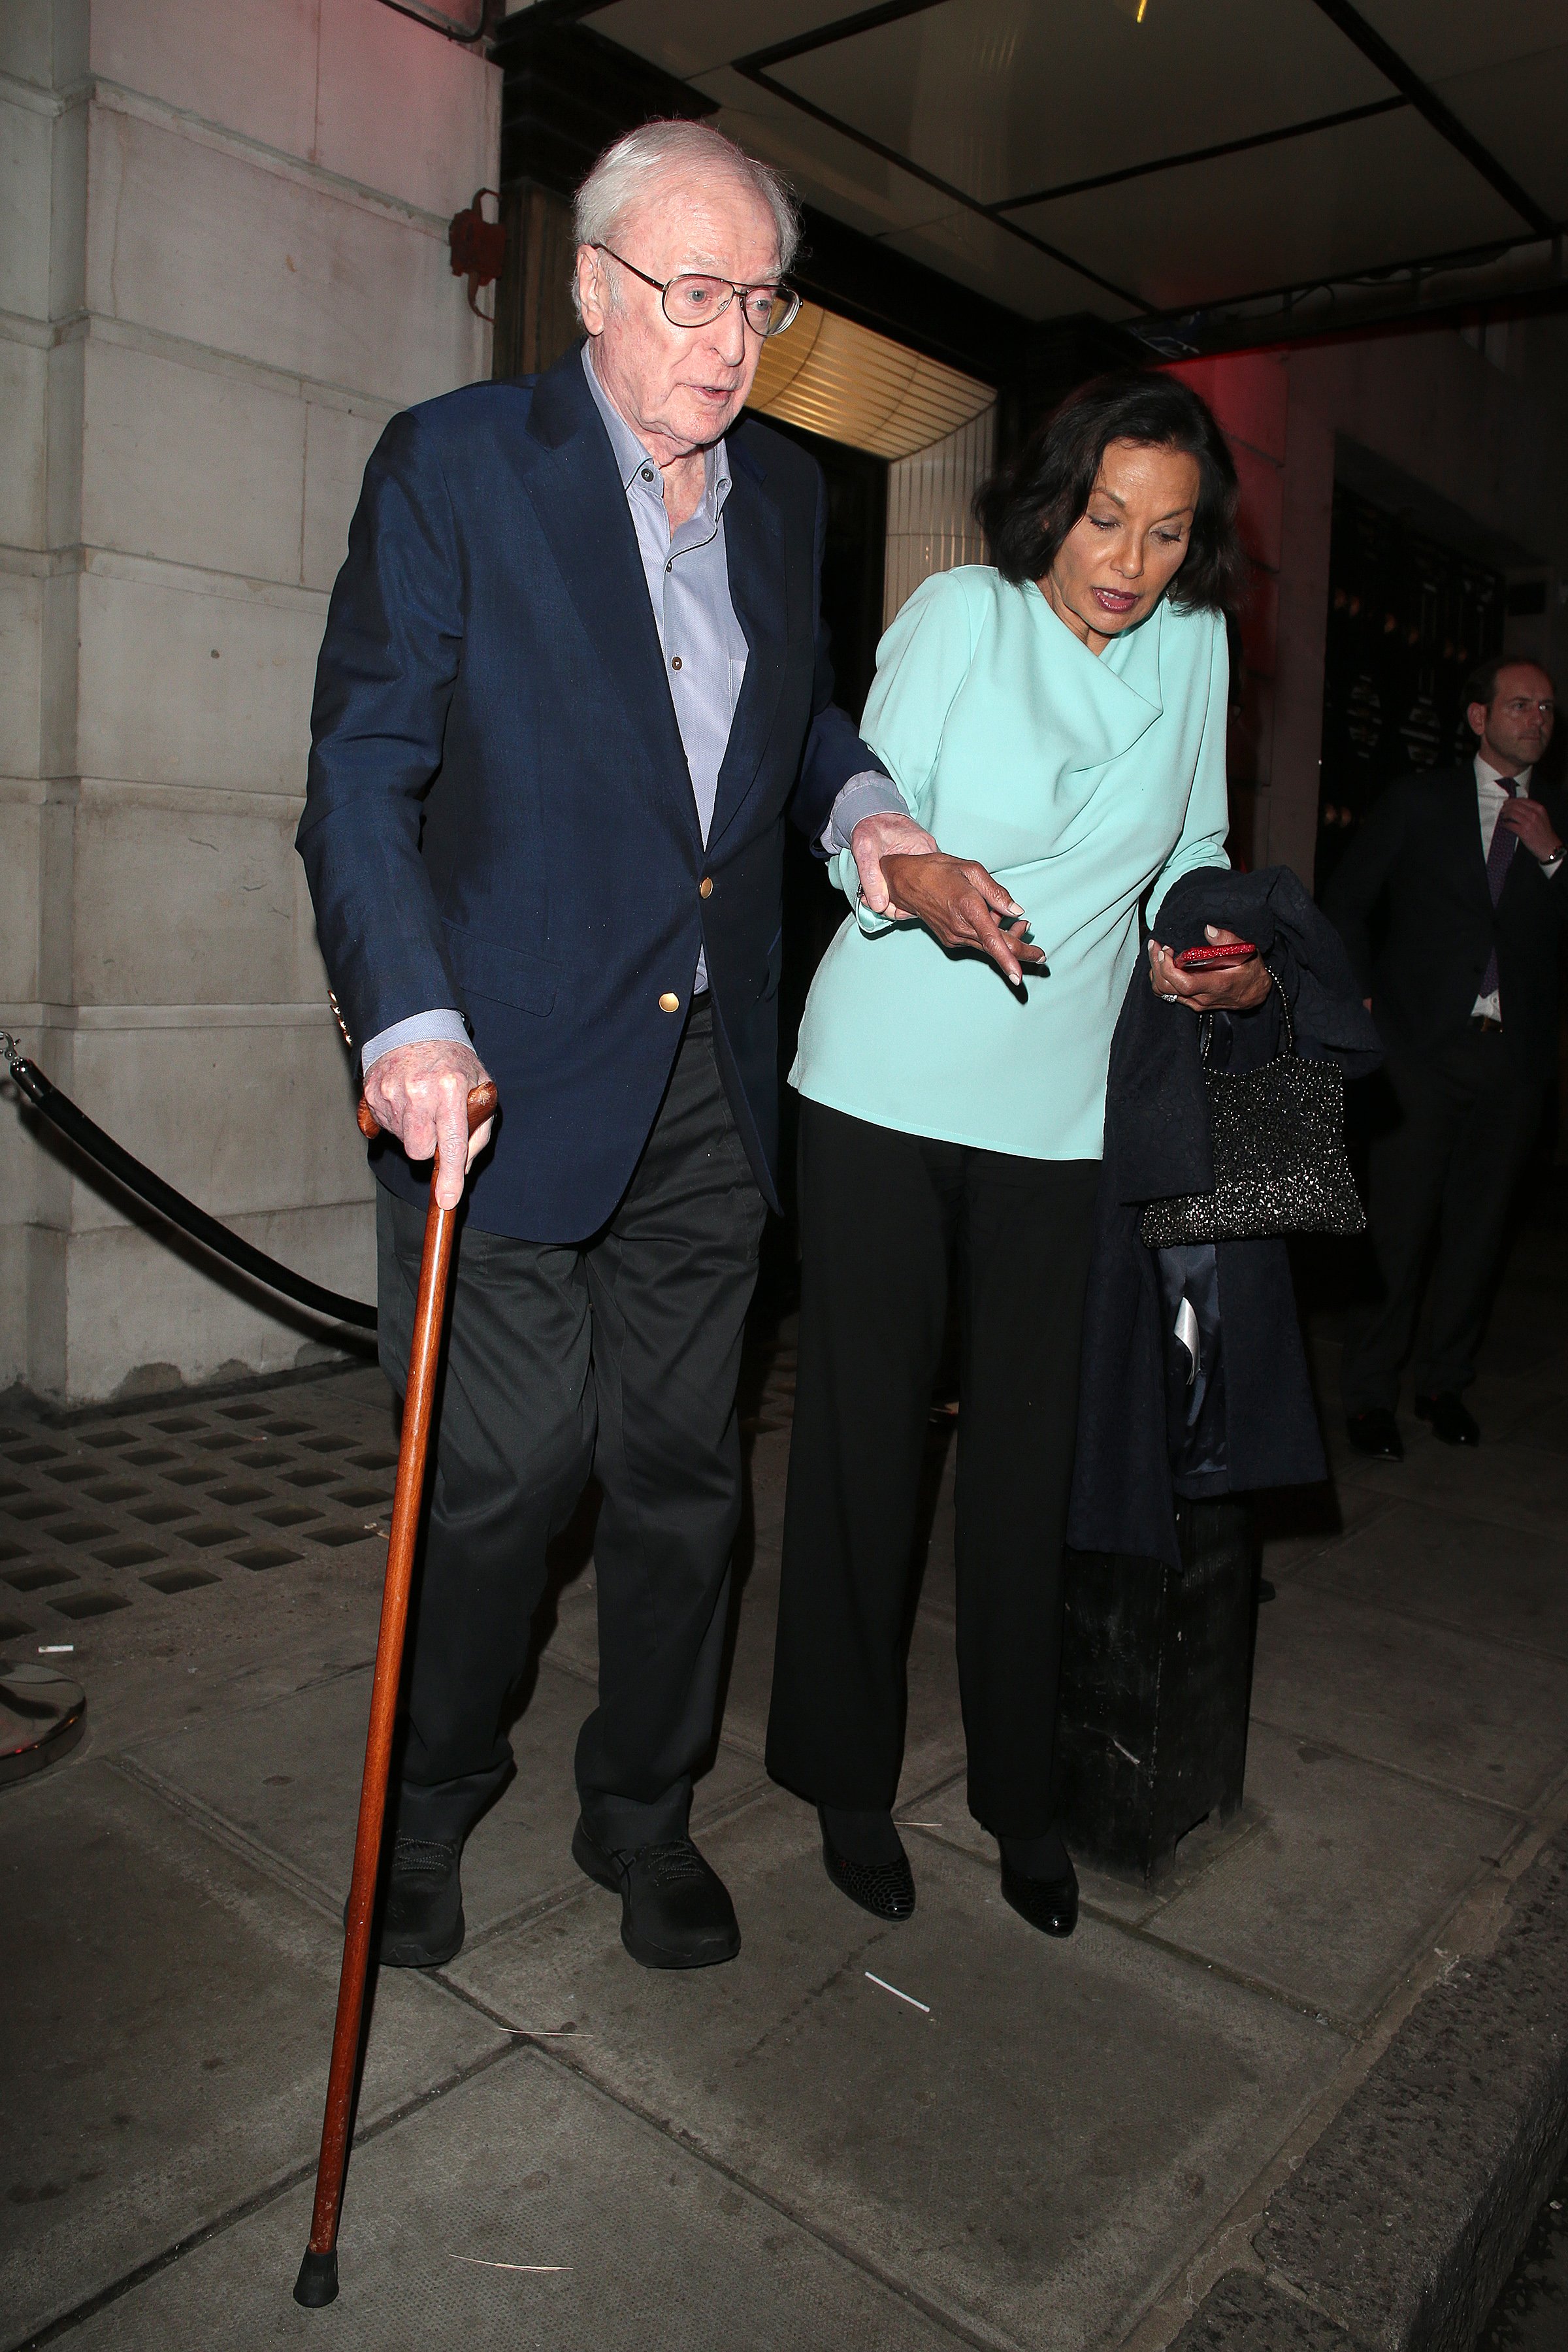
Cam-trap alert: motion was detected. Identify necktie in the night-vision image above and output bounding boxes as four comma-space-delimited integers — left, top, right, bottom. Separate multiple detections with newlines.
1479, 778, 1518, 1005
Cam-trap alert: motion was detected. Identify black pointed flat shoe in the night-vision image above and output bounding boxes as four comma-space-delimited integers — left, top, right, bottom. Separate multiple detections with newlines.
1000, 1855, 1079, 1938
819, 1820, 915, 1923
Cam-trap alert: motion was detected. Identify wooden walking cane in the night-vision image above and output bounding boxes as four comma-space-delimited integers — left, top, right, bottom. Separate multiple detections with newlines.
293, 1078, 498, 2310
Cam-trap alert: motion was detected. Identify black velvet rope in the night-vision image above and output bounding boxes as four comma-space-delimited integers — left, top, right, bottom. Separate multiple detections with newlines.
4, 1044, 378, 1333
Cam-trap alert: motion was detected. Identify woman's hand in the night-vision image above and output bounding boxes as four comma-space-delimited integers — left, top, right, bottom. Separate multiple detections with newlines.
882, 853, 1047, 987
1148, 926, 1273, 1013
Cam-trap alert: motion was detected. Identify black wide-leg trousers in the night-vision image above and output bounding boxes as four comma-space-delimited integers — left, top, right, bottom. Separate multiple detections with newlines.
376, 1002, 767, 1854
766, 1099, 1100, 1840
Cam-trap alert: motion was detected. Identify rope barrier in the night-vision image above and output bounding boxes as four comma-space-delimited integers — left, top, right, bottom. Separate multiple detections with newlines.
3, 1034, 378, 1333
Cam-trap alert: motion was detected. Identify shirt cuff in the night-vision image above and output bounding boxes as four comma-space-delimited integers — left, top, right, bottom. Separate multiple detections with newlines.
1540, 851, 1565, 877
819, 770, 909, 856
359, 1009, 469, 1075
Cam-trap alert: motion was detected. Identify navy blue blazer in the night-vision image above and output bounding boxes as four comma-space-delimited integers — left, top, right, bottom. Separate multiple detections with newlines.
298, 345, 883, 1240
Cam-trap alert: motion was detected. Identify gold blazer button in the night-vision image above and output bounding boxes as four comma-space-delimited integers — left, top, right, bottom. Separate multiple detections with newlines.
659, 992, 680, 1013
698, 877, 713, 898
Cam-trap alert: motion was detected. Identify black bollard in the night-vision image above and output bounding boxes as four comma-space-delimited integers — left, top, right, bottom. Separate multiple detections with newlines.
1056, 1497, 1258, 1887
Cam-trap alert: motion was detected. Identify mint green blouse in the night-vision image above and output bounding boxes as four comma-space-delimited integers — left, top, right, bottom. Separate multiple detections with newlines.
792, 566, 1232, 1161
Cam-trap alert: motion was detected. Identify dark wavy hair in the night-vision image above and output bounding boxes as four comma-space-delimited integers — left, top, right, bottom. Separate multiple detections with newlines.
974, 370, 1247, 617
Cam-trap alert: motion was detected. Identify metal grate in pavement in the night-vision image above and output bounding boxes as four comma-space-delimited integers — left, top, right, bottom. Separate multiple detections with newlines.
0, 1367, 398, 1650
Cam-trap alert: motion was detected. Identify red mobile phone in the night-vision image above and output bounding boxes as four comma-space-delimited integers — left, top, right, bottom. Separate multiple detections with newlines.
1173, 939, 1258, 970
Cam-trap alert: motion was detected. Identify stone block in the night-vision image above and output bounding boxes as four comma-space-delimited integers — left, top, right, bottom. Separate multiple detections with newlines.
1168, 2268, 1356, 2349
0, 88, 52, 318
75, 562, 323, 793
0, 795, 41, 998
56, 1198, 376, 1399
81, 338, 308, 583
1233, 442, 1284, 573
315, 0, 501, 221
67, 789, 309, 1007
89, 0, 319, 165
1260, 1835, 1568, 2352
0, 1757, 506, 2344
1168, 354, 1290, 465
0, 335, 48, 549
61, 1017, 368, 1225
301, 397, 391, 591
0, 568, 43, 781
86, 105, 488, 408
0, 1, 54, 84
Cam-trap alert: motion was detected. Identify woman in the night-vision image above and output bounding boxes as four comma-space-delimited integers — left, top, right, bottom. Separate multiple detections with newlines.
764, 372, 1269, 1936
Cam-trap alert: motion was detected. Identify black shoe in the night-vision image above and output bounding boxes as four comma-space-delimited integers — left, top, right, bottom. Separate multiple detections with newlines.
571, 1819, 740, 1970
1416, 1392, 1480, 1446
819, 1814, 915, 1923
350, 1836, 464, 1969
1346, 1408, 1403, 1461
1000, 1854, 1079, 1938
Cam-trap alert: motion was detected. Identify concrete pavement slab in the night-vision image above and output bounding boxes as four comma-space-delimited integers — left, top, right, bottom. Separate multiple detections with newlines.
898, 1771, 1166, 1928
1248, 1581, 1568, 1811
123, 1652, 765, 1942
1152, 1722, 1506, 2023
449, 1789, 1345, 2352
56, 2049, 968, 2352
1318, 1422, 1568, 1543
1297, 1503, 1568, 1663
0, 1759, 506, 2344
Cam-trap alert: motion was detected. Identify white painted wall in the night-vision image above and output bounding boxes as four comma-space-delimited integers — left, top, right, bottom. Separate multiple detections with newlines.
1, 0, 500, 1401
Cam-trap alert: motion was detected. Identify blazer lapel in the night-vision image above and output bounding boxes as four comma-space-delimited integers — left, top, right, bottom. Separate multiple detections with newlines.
707, 448, 788, 850
522, 353, 698, 843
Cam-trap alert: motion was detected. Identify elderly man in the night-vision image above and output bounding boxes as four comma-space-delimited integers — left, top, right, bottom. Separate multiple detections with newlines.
1325, 656, 1563, 1456
299, 122, 932, 1970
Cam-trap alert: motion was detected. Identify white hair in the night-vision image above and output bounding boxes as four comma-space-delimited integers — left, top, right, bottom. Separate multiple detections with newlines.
571, 120, 800, 321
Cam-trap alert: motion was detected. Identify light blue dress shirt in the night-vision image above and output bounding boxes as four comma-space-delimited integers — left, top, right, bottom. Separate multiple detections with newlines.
360, 346, 900, 1071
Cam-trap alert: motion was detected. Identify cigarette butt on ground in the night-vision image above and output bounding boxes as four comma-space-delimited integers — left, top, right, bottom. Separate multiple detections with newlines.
864, 1970, 931, 2015
448, 2254, 572, 2273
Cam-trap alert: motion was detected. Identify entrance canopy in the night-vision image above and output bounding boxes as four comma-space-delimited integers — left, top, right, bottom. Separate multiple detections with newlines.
572, 1, 1566, 351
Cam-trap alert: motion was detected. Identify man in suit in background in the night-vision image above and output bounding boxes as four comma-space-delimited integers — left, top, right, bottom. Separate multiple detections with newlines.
298, 120, 930, 1972
1324, 655, 1563, 1458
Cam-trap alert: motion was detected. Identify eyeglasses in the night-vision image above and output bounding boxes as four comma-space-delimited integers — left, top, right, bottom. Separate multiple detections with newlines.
594, 246, 801, 338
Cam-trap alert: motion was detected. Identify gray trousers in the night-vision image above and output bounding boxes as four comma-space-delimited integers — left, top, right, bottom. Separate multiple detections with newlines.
376, 1001, 766, 1852
1340, 1028, 1542, 1412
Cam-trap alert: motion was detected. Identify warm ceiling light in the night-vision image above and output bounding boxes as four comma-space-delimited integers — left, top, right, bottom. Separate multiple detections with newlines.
747, 302, 992, 461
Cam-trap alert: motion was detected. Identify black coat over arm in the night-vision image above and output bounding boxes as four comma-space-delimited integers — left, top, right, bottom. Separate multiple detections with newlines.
1068, 866, 1382, 1569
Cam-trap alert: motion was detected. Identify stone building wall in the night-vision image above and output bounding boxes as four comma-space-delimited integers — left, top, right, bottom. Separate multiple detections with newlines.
1, 0, 498, 1401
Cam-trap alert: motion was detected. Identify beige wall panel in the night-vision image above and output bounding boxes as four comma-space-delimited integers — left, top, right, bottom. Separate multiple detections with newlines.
59, 1201, 376, 1399
81, 338, 308, 581
63, 1021, 369, 1228
90, 0, 321, 163
0, 572, 44, 783
74, 566, 324, 792
86, 108, 487, 407
0, 91, 54, 318
0, 1, 53, 84
301, 399, 388, 590
69, 792, 308, 1006
0, 799, 42, 1000
315, 0, 500, 221
0, 338, 48, 549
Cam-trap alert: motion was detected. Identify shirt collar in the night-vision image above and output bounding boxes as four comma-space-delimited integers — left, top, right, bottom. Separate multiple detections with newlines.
1475, 750, 1532, 797
580, 342, 731, 515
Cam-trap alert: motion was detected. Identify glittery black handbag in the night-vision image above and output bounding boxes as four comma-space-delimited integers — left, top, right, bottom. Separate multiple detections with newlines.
1139, 978, 1366, 1247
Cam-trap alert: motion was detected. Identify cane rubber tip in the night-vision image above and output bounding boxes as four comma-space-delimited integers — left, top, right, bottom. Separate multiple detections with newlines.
293, 2248, 339, 2307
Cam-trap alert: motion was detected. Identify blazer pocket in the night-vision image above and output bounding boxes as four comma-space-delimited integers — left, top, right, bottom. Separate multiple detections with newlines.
444, 923, 560, 1016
